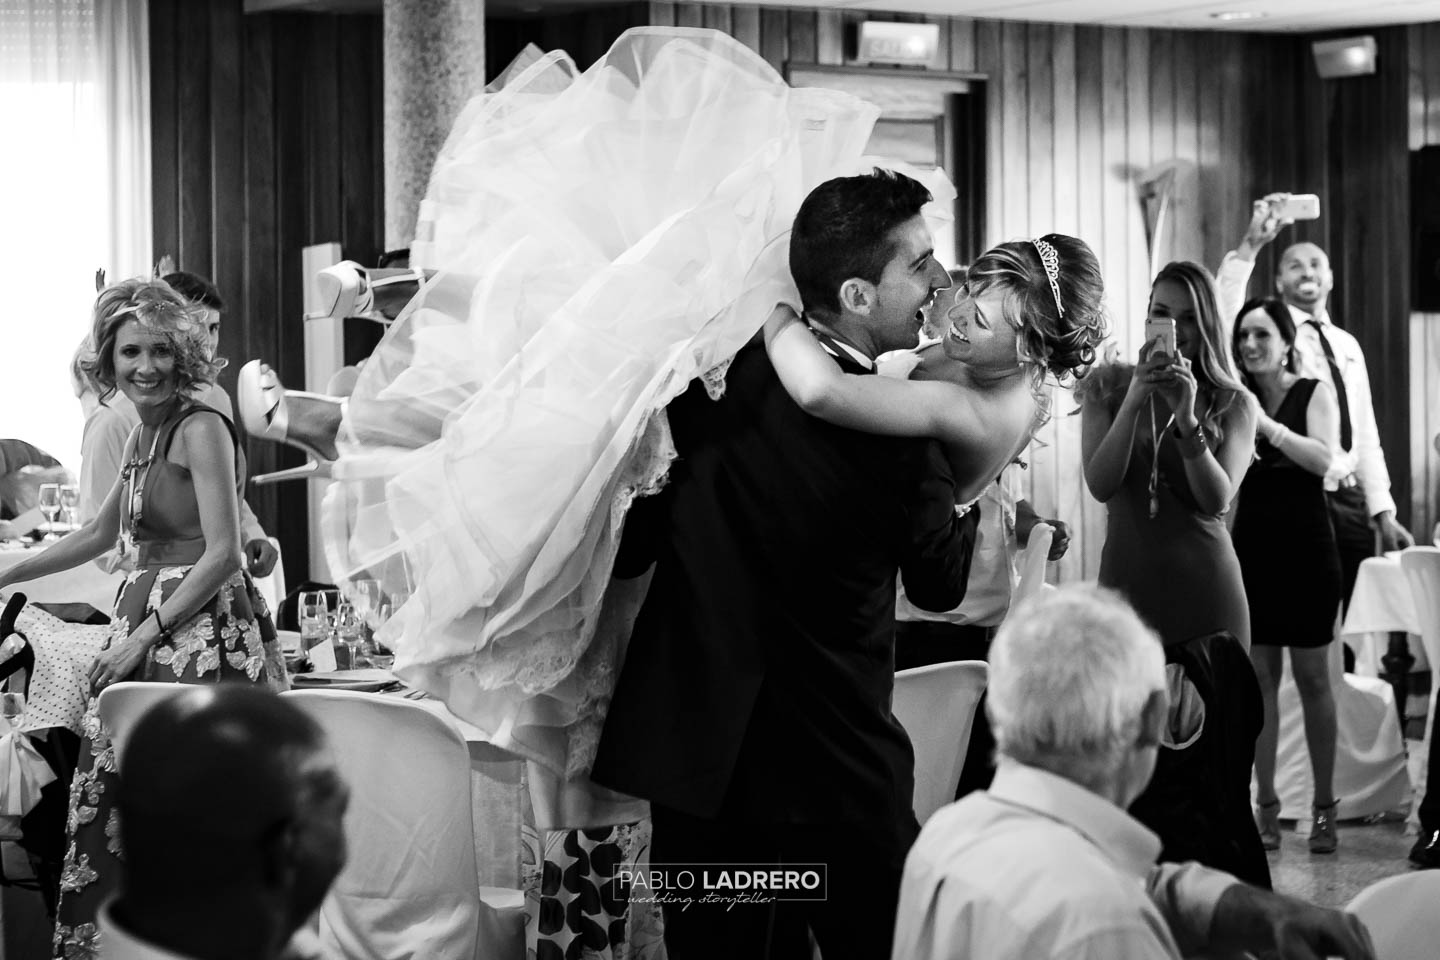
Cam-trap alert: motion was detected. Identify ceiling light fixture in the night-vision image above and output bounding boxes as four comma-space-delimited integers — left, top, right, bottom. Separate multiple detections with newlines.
1210, 11, 1268, 21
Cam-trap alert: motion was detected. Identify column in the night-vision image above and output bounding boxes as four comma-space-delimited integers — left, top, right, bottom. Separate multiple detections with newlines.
383, 0, 487, 249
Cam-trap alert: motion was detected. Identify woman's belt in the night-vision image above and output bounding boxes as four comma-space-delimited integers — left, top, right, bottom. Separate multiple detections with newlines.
136, 537, 207, 567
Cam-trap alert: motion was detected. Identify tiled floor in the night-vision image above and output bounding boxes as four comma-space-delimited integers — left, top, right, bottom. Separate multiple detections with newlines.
1267, 812, 1419, 908
1267, 731, 1432, 909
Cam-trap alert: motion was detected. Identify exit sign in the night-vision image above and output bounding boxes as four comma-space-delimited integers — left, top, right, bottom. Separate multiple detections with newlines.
855, 22, 940, 67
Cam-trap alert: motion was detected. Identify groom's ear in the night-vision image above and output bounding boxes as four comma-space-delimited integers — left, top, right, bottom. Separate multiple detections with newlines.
839, 278, 873, 315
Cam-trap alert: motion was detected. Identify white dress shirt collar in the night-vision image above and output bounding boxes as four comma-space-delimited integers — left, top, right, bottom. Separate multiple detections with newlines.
987, 760, 1162, 881
806, 322, 875, 371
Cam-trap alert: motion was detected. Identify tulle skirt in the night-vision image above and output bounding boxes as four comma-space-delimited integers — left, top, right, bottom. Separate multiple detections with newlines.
321, 27, 951, 799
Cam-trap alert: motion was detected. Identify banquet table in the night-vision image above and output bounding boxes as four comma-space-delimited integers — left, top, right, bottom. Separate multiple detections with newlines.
1340, 552, 1428, 677
0, 540, 122, 614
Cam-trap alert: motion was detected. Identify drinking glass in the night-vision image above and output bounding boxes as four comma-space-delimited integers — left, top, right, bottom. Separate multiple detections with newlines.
298, 590, 332, 654
37, 483, 61, 540
59, 483, 80, 530
1, 691, 24, 728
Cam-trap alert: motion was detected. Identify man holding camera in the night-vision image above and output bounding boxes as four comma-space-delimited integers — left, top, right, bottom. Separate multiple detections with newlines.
1216, 194, 1414, 610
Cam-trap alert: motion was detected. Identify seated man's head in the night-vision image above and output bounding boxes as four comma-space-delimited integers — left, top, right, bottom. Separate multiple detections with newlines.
116, 686, 349, 954
790, 168, 951, 355
80, 278, 223, 408
988, 585, 1168, 808
163, 271, 226, 360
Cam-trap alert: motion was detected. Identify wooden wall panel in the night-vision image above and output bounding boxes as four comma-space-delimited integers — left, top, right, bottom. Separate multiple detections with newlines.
149, 2, 385, 581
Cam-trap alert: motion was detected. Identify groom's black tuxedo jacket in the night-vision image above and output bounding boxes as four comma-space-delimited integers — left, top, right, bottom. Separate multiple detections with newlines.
592, 338, 977, 826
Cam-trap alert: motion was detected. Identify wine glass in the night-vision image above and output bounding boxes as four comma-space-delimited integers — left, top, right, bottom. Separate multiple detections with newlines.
37, 483, 61, 540
332, 599, 364, 669
59, 483, 80, 530
352, 578, 382, 627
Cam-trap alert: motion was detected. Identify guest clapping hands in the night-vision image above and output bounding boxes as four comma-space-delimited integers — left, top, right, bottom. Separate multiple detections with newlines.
1229, 298, 1344, 853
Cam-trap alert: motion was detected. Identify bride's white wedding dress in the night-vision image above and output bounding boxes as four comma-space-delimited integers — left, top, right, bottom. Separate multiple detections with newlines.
321, 28, 952, 821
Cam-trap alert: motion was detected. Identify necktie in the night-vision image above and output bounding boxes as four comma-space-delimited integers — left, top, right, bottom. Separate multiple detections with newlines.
1305, 318, 1352, 452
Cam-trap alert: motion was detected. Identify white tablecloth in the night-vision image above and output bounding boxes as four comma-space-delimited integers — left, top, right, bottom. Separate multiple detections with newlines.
0, 543, 122, 613
1341, 553, 1428, 676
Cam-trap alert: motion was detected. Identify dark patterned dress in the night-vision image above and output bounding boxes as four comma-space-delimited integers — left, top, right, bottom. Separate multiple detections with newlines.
52, 402, 286, 959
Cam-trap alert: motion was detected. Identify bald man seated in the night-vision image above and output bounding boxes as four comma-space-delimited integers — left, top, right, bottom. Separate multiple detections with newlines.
100, 686, 350, 960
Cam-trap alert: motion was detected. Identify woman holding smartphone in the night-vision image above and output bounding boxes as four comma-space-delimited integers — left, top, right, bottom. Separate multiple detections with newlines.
1078, 261, 1266, 888
1078, 260, 1256, 648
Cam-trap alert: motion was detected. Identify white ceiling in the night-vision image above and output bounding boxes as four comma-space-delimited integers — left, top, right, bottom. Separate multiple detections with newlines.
245, 0, 1440, 33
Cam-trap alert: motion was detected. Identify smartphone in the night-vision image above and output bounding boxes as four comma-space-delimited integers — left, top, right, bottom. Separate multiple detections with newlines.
1275, 193, 1321, 221
1144, 317, 1176, 358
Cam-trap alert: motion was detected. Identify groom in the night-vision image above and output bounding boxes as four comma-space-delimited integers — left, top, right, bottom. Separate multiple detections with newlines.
593, 169, 972, 959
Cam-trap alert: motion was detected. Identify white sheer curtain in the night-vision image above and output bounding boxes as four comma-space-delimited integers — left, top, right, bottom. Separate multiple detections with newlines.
0, 0, 151, 472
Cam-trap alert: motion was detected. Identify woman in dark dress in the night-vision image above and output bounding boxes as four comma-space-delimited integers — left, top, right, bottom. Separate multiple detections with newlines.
0, 279, 287, 956
1231, 298, 1343, 854
1078, 261, 1268, 886
1078, 261, 1256, 648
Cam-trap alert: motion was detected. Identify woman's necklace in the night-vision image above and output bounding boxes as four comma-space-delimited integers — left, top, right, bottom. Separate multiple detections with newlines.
119, 423, 163, 554
1148, 396, 1175, 519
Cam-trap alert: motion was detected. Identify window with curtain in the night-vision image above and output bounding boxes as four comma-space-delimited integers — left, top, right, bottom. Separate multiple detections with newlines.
0, 0, 150, 473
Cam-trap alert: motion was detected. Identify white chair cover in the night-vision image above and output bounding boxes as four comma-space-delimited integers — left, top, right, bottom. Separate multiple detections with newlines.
1272, 635, 1410, 820
96, 681, 190, 762
1347, 871, 1440, 960
1401, 547, 1440, 823
893, 661, 987, 825
284, 690, 522, 960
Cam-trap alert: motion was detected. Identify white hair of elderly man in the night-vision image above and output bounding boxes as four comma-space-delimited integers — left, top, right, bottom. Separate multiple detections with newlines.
987, 584, 1169, 807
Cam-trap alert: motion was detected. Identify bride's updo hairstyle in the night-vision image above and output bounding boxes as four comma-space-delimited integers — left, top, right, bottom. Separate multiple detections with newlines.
80, 278, 223, 402
963, 233, 1107, 388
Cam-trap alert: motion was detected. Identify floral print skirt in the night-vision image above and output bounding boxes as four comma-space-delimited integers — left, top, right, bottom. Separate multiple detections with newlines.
52, 565, 286, 958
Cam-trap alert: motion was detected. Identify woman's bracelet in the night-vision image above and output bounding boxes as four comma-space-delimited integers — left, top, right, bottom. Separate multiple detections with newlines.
1173, 421, 1207, 459
1271, 424, 1291, 448
149, 608, 171, 643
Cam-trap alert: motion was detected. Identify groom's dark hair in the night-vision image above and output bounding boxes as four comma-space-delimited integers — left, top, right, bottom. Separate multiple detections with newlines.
790, 169, 932, 317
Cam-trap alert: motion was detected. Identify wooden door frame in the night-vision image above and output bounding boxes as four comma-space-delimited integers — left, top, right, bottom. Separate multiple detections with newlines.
786, 63, 988, 266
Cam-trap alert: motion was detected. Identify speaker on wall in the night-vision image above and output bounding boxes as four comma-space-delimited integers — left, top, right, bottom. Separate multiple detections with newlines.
1415, 146, 1440, 312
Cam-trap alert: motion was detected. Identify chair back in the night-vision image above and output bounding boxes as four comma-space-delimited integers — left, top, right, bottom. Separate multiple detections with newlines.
1012, 523, 1053, 609
1347, 870, 1440, 959
96, 682, 191, 764
1401, 547, 1440, 743
283, 690, 480, 960
893, 661, 987, 824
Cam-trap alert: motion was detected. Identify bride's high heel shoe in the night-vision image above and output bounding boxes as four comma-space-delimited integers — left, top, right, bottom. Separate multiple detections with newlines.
308, 261, 425, 324
237, 360, 343, 484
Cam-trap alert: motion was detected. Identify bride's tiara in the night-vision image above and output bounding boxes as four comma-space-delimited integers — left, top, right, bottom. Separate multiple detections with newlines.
1031, 238, 1065, 318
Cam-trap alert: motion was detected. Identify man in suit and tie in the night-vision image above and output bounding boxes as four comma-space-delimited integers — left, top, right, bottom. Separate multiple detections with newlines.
592, 169, 974, 959
1216, 196, 1414, 610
